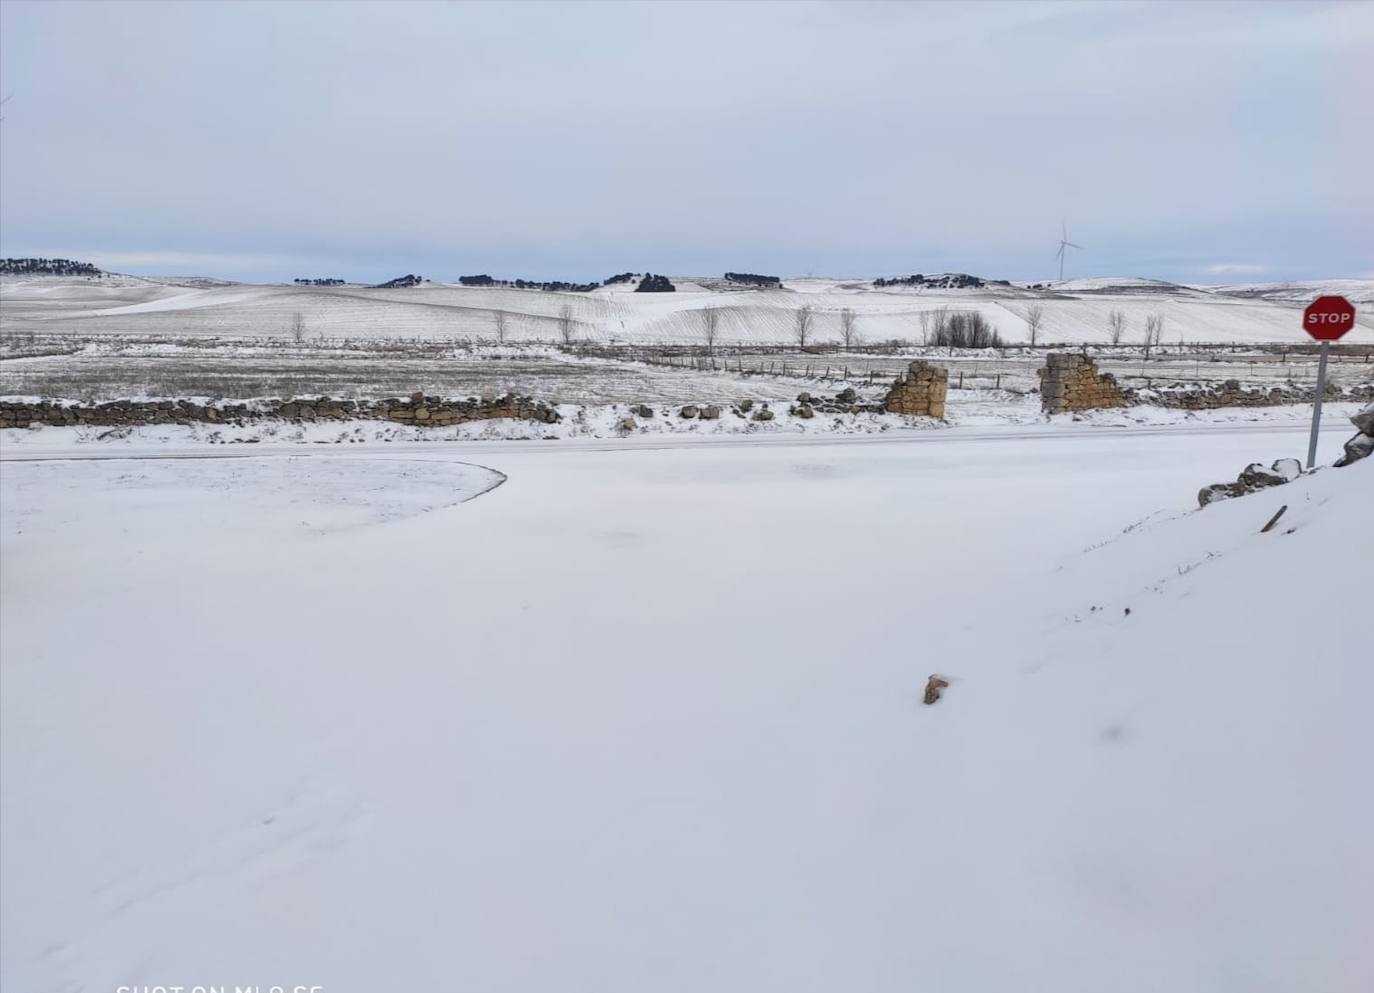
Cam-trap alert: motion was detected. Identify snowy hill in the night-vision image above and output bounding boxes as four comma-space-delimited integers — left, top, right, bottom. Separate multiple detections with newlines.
1205, 279, 1374, 306
915, 455, 1373, 990
3, 272, 1372, 346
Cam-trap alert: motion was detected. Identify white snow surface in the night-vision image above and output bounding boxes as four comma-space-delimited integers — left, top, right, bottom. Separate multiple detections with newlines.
1, 425, 1370, 992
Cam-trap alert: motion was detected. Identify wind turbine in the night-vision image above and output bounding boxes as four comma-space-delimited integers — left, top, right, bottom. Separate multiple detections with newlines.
1055, 222, 1082, 282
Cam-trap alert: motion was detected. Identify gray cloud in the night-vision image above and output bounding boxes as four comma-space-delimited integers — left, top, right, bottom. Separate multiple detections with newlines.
2, 0, 1370, 283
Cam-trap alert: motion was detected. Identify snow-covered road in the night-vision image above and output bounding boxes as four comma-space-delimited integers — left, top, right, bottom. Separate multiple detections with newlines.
2, 424, 1369, 992
0, 413, 1357, 462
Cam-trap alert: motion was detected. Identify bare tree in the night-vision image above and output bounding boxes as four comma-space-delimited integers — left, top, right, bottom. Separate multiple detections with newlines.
290, 311, 306, 345
933, 306, 951, 350
839, 307, 858, 349
795, 305, 813, 348
492, 309, 508, 344
918, 310, 932, 346
702, 306, 721, 355
557, 304, 574, 346
1023, 305, 1044, 348
1144, 312, 1164, 360
1107, 309, 1126, 346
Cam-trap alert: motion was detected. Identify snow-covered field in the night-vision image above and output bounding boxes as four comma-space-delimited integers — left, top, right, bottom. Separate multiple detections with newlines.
6, 274, 1369, 415
2, 423, 1369, 992
2, 335, 1370, 411
5, 273, 1373, 346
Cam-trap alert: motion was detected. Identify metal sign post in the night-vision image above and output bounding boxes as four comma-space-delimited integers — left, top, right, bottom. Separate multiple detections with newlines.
1306, 340, 1329, 469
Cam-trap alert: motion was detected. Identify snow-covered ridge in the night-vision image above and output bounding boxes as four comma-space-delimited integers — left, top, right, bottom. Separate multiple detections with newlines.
5, 273, 1371, 346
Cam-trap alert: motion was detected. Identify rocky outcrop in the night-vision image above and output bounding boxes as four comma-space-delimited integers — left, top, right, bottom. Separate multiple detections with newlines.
0, 393, 560, 429
1198, 458, 1303, 507
1335, 401, 1374, 467
883, 361, 948, 418
1038, 353, 1127, 414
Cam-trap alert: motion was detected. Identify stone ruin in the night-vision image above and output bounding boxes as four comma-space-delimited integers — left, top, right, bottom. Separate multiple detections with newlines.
1037, 353, 1127, 414
883, 361, 948, 418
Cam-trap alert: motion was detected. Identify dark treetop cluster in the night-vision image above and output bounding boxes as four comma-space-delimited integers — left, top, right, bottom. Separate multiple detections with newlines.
1, 258, 102, 277
459, 274, 600, 292
635, 274, 675, 293
373, 274, 425, 288
293, 277, 345, 286
724, 272, 781, 287
874, 273, 986, 289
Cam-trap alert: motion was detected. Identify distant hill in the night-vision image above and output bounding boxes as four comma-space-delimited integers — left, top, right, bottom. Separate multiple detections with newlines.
4, 271, 1369, 346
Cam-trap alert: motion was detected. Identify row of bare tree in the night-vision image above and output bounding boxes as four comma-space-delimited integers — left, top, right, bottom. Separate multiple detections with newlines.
1106, 308, 1167, 356
703, 304, 859, 353
289, 302, 1174, 352
1018, 304, 1165, 354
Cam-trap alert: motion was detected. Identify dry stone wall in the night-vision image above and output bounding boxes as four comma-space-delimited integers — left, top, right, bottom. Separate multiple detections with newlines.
1146, 380, 1374, 411
0, 393, 560, 430
883, 361, 948, 418
1038, 354, 1127, 414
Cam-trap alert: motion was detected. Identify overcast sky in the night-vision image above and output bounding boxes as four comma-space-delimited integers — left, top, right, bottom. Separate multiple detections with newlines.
1, 0, 1370, 284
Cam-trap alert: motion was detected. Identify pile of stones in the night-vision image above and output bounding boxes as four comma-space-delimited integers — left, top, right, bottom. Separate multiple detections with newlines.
614, 389, 883, 432
792, 388, 883, 418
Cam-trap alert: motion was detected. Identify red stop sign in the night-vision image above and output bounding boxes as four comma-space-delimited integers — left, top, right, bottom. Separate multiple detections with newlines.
1303, 295, 1356, 341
